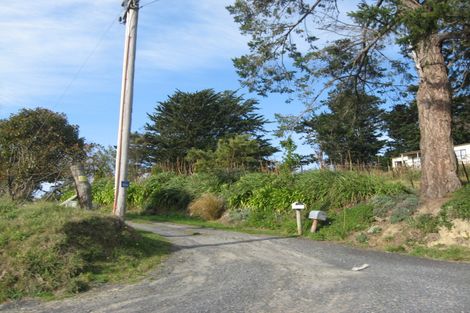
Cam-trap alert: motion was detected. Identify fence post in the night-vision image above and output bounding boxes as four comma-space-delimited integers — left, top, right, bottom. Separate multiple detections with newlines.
70, 164, 92, 210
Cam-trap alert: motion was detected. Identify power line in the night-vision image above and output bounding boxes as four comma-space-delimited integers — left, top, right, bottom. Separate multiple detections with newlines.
24, 12, 122, 153
55, 15, 119, 106
139, 0, 162, 9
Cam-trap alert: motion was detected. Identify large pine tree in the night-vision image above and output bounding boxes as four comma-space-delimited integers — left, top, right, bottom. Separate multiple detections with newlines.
144, 89, 276, 169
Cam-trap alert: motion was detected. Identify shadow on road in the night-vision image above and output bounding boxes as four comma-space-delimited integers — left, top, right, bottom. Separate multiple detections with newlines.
171, 236, 292, 250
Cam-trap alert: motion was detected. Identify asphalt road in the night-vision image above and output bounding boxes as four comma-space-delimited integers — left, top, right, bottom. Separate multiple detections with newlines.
2, 222, 470, 313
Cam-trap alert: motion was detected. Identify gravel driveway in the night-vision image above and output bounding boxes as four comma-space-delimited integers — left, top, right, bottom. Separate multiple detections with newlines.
2, 222, 470, 313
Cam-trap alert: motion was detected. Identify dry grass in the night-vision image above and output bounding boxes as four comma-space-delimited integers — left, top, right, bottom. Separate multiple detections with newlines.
188, 194, 226, 220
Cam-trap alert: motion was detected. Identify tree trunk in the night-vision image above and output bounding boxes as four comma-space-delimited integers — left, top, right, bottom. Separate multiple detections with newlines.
70, 164, 92, 210
413, 35, 461, 201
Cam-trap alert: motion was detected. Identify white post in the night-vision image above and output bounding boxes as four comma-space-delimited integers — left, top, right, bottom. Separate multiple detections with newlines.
296, 210, 302, 235
114, 0, 139, 218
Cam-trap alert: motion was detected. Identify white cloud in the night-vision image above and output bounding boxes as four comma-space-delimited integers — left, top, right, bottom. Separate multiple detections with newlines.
137, 0, 247, 71
0, 0, 122, 109
0, 0, 248, 110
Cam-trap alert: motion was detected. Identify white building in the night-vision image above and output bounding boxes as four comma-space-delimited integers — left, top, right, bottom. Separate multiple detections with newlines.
391, 143, 470, 168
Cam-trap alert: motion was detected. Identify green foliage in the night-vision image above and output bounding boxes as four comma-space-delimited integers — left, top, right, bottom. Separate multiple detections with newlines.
310, 204, 374, 241
144, 89, 275, 169
0, 108, 84, 200
245, 186, 303, 229
84, 144, 115, 180
228, 0, 469, 98
138, 172, 232, 215
222, 172, 274, 209
279, 136, 301, 173
228, 0, 469, 200
222, 170, 401, 234
386, 245, 407, 253
0, 202, 170, 302
301, 88, 385, 164
452, 96, 470, 145
143, 188, 192, 214
187, 135, 268, 173
441, 184, 470, 221
383, 101, 420, 155
294, 171, 406, 211
384, 96, 470, 156
91, 178, 114, 206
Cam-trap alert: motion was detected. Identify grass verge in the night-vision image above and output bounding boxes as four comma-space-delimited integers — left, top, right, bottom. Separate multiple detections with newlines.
410, 245, 470, 262
126, 212, 294, 236
0, 200, 171, 303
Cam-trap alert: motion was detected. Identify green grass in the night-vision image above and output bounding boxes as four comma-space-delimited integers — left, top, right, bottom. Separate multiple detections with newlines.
126, 212, 294, 236
308, 204, 374, 241
0, 201, 171, 303
410, 245, 470, 262
441, 184, 470, 221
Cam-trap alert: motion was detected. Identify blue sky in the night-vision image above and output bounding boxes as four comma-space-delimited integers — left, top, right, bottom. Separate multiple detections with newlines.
0, 0, 372, 159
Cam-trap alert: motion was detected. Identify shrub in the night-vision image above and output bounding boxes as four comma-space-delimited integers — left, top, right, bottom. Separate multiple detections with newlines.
185, 173, 223, 197
370, 194, 396, 217
369, 193, 419, 222
222, 172, 274, 209
143, 188, 192, 214
91, 178, 114, 206
390, 194, 419, 223
188, 194, 226, 220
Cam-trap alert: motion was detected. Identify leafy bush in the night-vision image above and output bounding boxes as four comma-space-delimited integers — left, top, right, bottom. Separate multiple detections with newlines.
91, 178, 114, 206
222, 172, 274, 209
441, 184, 470, 220
143, 188, 192, 214
185, 173, 223, 197
370, 194, 396, 217
188, 193, 226, 220
0, 202, 170, 302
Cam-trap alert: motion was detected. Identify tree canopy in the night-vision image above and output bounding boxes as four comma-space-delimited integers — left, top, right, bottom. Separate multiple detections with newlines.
302, 88, 385, 165
228, 0, 470, 200
0, 108, 84, 200
144, 89, 276, 171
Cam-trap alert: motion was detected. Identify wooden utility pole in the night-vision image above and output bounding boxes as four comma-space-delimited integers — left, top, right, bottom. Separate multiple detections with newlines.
113, 0, 139, 218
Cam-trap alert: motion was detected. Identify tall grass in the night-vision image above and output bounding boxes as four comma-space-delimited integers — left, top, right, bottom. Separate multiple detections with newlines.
0, 202, 170, 302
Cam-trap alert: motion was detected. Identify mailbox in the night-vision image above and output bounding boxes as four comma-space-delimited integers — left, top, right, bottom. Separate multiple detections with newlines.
308, 210, 327, 221
291, 202, 305, 210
